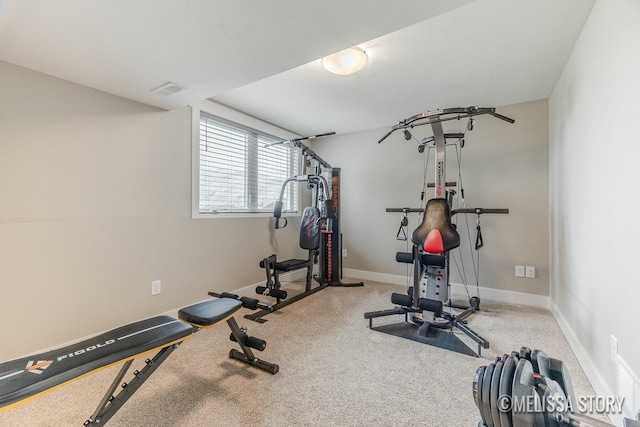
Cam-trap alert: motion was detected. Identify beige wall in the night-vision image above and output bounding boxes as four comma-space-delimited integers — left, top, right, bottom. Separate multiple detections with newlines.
0, 61, 552, 363
312, 99, 550, 298
0, 61, 304, 361
549, 0, 640, 419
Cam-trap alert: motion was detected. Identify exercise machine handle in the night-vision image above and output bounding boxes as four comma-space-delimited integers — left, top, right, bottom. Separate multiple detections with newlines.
273, 200, 288, 229
378, 128, 395, 144
490, 112, 515, 124
295, 131, 335, 141
275, 217, 288, 229
386, 207, 425, 213
378, 106, 515, 143
274, 200, 283, 218
451, 208, 509, 215
273, 174, 330, 230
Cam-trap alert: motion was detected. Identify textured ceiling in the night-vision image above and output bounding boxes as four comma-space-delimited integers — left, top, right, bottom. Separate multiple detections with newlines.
0, 0, 594, 136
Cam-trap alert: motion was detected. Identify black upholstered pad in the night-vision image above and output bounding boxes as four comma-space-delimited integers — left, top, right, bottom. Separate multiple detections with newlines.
0, 316, 195, 412
259, 258, 311, 272
412, 198, 460, 252
178, 298, 242, 327
275, 259, 311, 271
299, 207, 321, 250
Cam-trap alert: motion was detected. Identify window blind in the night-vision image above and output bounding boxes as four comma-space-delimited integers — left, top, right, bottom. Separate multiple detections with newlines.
198, 112, 299, 214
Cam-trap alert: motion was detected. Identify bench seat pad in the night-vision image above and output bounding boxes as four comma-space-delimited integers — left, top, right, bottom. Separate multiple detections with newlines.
0, 315, 195, 412
178, 298, 242, 327
259, 258, 311, 272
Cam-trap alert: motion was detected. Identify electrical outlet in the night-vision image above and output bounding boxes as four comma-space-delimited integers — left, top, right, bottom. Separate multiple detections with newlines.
611, 335, 618, 361
342, 248, 347, 257
515, 265, 525, 277
525, 266, 536, 278
151, 280, 161, 296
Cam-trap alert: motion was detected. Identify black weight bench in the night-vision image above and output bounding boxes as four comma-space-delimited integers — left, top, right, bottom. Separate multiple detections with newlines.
0, 294, 278, 426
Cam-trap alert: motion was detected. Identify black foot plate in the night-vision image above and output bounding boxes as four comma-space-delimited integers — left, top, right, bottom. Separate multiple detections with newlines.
371, 322, 478, 357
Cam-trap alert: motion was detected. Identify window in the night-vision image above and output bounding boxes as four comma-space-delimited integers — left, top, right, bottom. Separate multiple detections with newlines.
196, 111, 299, 215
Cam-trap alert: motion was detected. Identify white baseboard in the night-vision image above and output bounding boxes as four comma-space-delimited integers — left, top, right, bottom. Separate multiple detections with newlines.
343, 268, 550, 309
551, 301, 623, 426
343, 268, 409, 286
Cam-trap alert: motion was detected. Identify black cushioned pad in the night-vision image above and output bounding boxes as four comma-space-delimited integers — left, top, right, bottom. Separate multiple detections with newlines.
178, 298, 242, 327
0, 315, 195, 412
299, 207, 320, 250
259, 258, 310, 272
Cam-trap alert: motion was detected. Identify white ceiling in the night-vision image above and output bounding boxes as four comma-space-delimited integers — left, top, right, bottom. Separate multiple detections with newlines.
0, 0, 594, 136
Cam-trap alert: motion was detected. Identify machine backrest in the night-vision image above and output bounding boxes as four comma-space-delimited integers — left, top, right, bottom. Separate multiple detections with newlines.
411, 198, 460, 253
300, 207, 321, 250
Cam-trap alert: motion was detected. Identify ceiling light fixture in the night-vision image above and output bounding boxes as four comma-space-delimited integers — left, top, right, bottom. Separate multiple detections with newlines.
321, 47, 368, 75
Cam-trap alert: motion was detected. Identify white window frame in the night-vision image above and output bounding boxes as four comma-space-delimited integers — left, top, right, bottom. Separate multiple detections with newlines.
191, 100, 301, 219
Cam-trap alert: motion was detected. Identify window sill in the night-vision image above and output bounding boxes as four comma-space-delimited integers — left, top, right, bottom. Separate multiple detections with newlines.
192, 212, 301, 220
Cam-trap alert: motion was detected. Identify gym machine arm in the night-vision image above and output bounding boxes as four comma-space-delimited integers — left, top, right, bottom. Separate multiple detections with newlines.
267, 131, 336, 230
386, 207, 510, 216
264, 132, 335, 170
273, 174, 331, 229
378, 106, 515, 144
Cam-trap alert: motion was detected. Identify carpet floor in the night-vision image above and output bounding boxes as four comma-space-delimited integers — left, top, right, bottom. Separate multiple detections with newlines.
0, 279, 602, 426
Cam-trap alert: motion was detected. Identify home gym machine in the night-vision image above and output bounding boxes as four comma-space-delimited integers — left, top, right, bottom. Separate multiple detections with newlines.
473, 347, 640, 427
246, 133, 363, 323
364, 106, 513, 356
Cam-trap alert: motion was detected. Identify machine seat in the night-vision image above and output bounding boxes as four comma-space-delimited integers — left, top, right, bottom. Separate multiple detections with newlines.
258, 258, 311, 272
178, 298, 243, 327
412, 198, 460, 253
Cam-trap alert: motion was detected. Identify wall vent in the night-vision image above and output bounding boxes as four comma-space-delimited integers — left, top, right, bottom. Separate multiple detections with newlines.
150, 82, 187, 96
